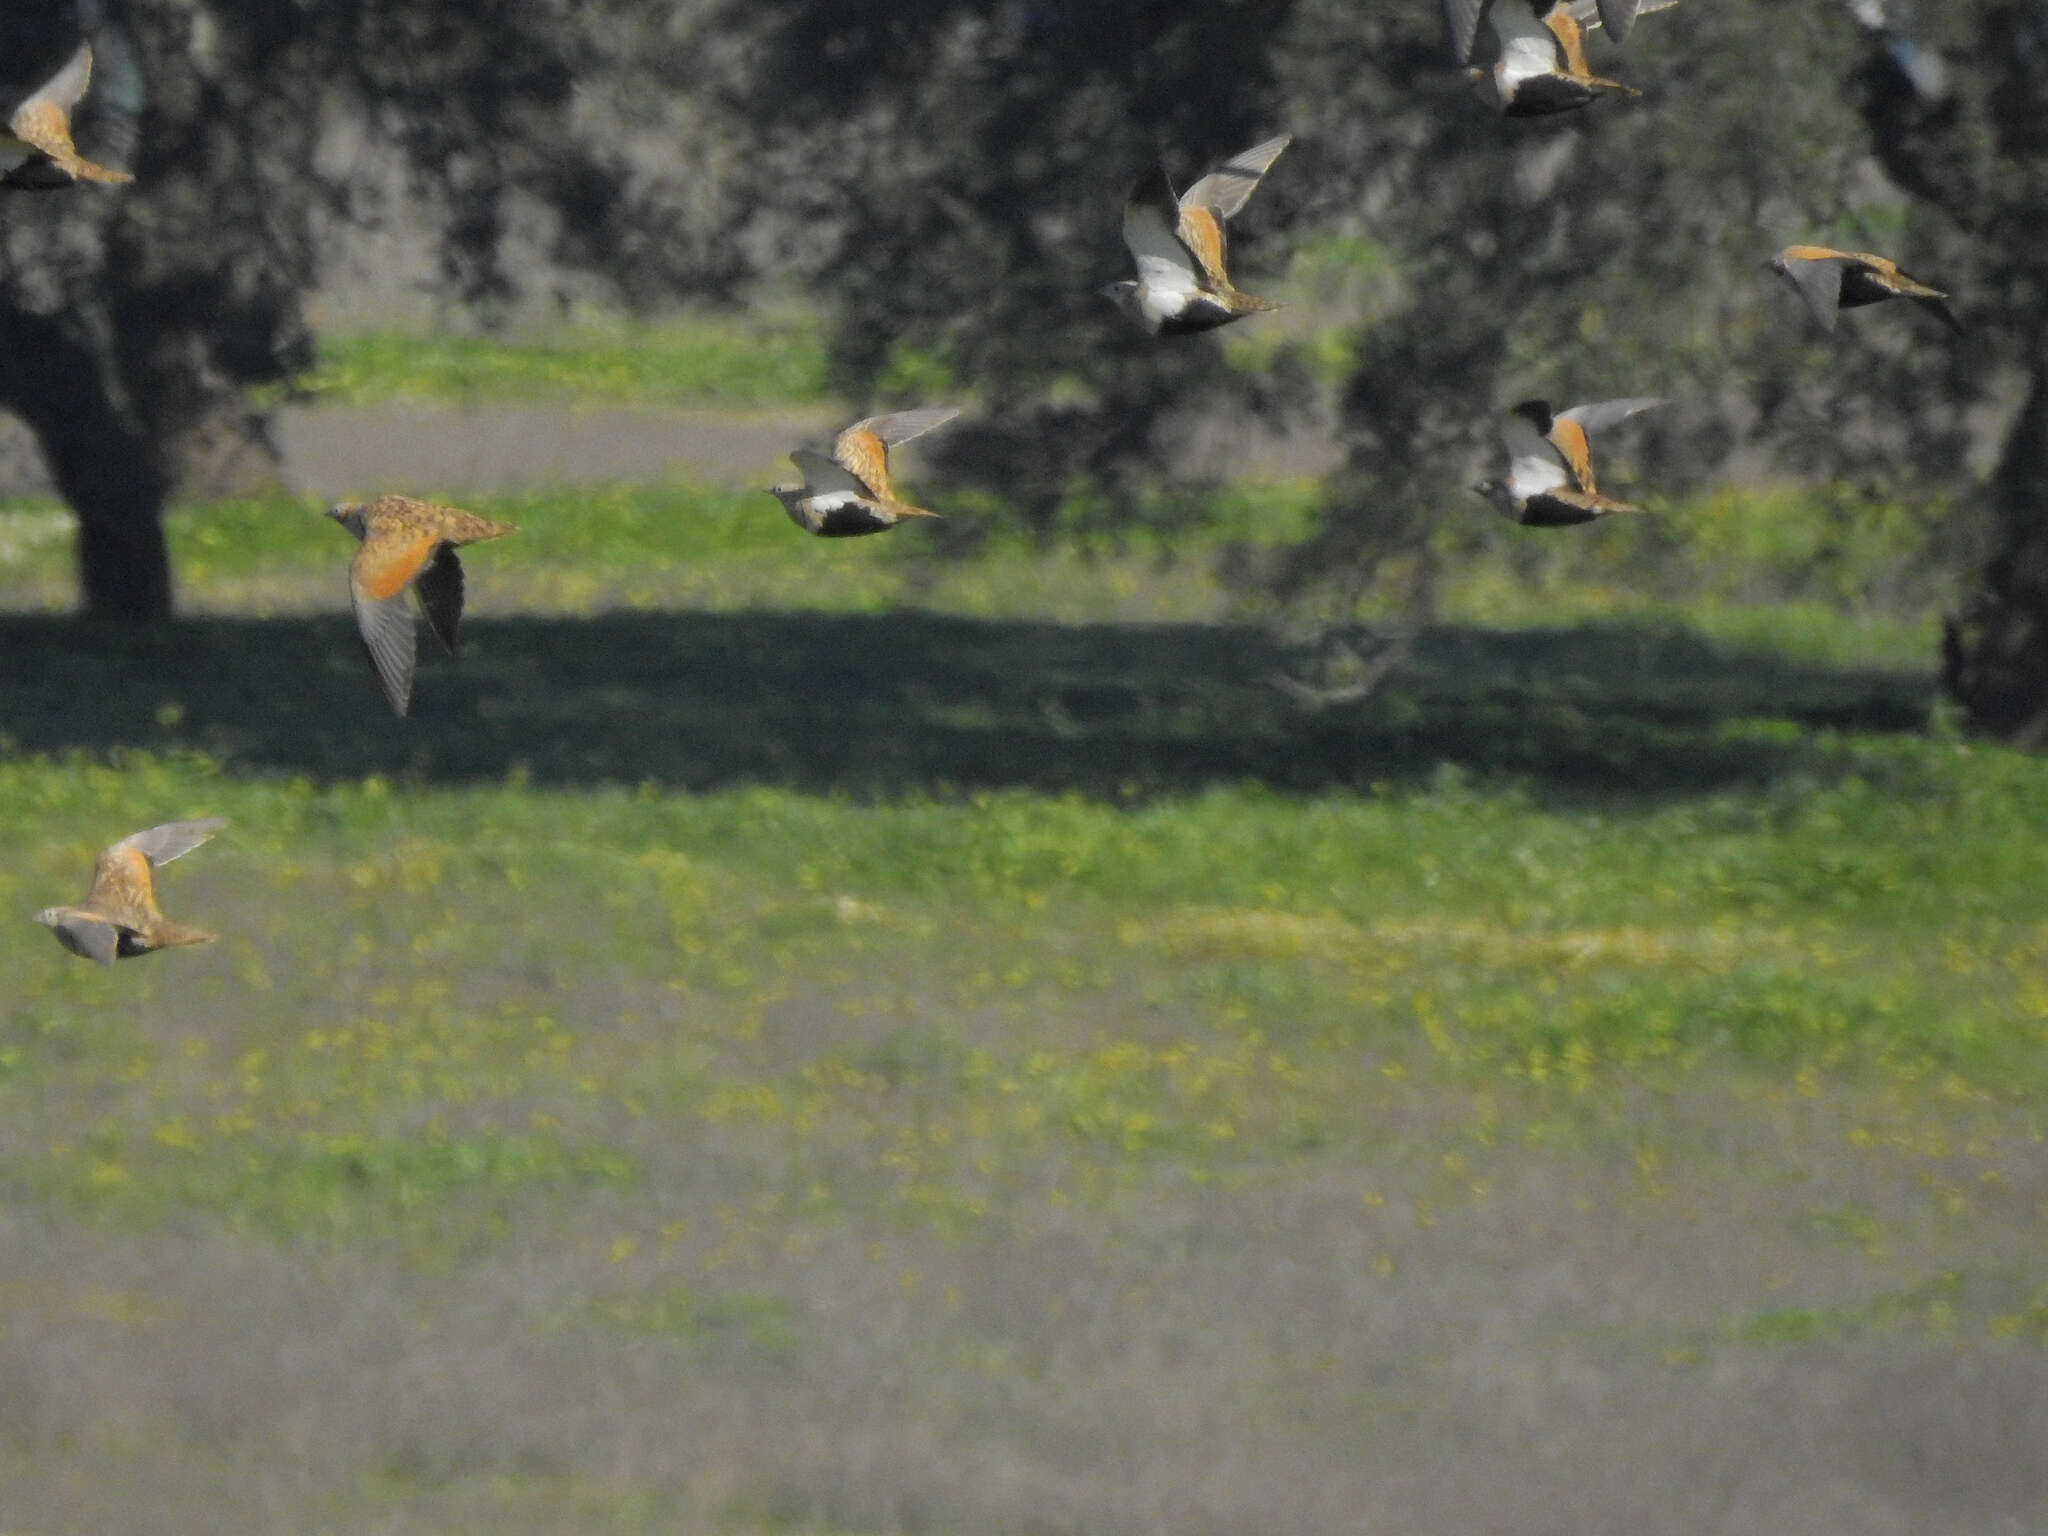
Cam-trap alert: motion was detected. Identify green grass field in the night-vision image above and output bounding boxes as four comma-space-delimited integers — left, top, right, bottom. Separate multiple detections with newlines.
2, 356, 2044, 1532
272, 312, 833, 408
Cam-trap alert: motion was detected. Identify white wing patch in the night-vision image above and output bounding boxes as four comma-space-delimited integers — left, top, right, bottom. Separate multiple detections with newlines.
1501, 409, 1572, 498
1491, 0, 1565, 89
791, 449, 875, 500
1121, 190, 1203, 302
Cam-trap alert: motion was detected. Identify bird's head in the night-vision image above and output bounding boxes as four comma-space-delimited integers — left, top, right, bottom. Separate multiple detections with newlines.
1464, 64, 1504, 111
1099, 280, 1147, 329
767, 483, 816, 533
31, 907, 62, 930
325, 502, 367, 540
1469, 478, 1520, 522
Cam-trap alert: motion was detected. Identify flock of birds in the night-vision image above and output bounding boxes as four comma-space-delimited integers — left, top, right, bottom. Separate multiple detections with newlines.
13, 2, 1963, 965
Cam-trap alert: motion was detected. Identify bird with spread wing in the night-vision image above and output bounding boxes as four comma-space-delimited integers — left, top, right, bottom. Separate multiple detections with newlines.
1103, 133, 1291, 336
1, 43, 133, 191
770, 408, 959, 537
34, 819, 226, 966
327, 495, 518, 717
1472, 396, 1664, 526
1446, 0, 1677, 116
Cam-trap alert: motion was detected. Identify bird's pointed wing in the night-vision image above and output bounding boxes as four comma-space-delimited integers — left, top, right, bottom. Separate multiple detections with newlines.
1176, 203, 1234, 291
114, 818, 227, 870
1556, 396, 1665, 435
350, 587, 419, 716
1443, 0, 1490, 63
1180, 133, 1290, 221
836, 408, 959, 498
1597, 0, 1643, 40
413, 545, 466, 654
844, 407, 960, 450
7, 43, 130, 184
1566, 0, 1678, 37
1776, 254, 1845, 331
791, 449, 875, 500
59, 913, 120, 967
1121, 165, 1205, 299
1502, 404, 1573, 498
12, 42, 93, 128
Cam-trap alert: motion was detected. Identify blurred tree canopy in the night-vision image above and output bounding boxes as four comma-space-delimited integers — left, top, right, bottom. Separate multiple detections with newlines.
5, 0, 2047, 738
1, 0, 733, 620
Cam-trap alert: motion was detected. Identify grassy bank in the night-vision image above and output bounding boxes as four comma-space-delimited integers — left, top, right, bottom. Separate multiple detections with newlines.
0, 616, 2041, 1529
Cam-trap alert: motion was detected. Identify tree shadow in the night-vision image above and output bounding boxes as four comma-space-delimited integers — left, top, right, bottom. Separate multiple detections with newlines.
0, 611, 1932, 802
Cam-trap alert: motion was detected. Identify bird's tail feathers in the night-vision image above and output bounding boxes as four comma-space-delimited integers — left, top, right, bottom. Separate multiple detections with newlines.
153, 921, 218, 950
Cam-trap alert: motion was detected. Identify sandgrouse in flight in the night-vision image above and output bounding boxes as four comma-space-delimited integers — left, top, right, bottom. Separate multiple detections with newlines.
1472, 396, 1664, 527
770, 408, 959, 537
1103, 133, 1291, 335
1766, 245, 1960, 332
34, 819, 225, 966
0, 43, 133, 191
1449, 0, 1677, 116
327, 495, 518, 716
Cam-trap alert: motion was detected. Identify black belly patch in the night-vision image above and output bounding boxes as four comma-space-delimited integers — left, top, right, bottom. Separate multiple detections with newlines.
1519, 492, 1605, 527
1836, 270, 1892, 308
816, 505, 892, 537
1157, 297, 1241, 336
1504, 76, 1595, 116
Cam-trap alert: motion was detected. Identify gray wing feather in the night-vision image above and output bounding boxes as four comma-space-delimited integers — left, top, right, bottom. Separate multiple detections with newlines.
1180, 134, 1290, 220
59, 914, 120, 967
791, 449, 875, 499
413, 545, 466, 654
1443, 0, 1490, 63
1778, 257, 1845, 331
844, 407, 961, 449
115, 818, 227, 868
1557, 397, 1665, 433
17, 43, 94, 121
352, 589, 420, 716
1571, 0, 1678, 36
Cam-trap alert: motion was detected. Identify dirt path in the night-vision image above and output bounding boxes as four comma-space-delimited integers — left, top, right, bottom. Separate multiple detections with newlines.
1, 399, 1345, 503
270, 401, 844, 499
0, 403, 843, 503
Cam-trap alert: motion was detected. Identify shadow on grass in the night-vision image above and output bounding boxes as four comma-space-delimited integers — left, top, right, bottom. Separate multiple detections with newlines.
0, 611, 1932, 800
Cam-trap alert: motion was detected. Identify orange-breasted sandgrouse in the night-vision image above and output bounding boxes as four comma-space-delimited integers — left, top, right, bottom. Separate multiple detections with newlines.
1444, 0, 1675, 62
327, 495, 518, 716
1766, 245, 1960, 333
1472, 396, 1663, 526
0, 43, 133, 191
1103, 134, 1290, 336
770, 408, 959, 537
1454, 1, 1676, 115
34, 819, 225, 966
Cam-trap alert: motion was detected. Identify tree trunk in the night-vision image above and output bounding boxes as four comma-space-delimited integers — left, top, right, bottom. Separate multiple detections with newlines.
1942, 363, 2048, 744
0, 307, 173, 622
